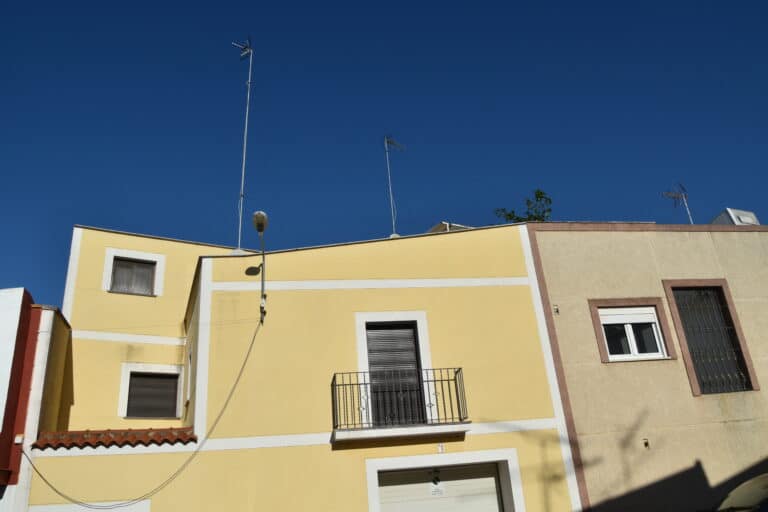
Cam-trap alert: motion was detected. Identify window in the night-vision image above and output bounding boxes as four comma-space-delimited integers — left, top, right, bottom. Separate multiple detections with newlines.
366, 321, 426, 426
111, 258, 156, 295
119, 363, 182, 418
102, 248, 166, 296
353, 311, 440, 427
588, 298, 676, 363
599, 307, 666, 361
664, 280, 758, 395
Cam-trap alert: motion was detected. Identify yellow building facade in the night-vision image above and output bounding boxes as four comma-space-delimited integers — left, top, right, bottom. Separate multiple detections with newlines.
21, 224, 582, 511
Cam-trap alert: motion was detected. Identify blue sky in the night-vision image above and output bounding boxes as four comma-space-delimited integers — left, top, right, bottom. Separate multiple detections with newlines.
2, 1, 767, 306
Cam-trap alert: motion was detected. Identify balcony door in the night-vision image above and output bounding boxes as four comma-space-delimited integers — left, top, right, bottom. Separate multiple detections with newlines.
366, 321, 427, 427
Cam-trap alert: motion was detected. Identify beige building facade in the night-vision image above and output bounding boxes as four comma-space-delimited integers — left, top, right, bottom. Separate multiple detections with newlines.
529, 223, 768, 511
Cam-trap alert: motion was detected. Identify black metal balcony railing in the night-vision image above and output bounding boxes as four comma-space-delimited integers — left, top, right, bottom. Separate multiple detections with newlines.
331, 368, 468, 430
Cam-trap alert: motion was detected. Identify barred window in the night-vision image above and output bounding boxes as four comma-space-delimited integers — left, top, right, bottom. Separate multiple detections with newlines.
671, 286, 752, 394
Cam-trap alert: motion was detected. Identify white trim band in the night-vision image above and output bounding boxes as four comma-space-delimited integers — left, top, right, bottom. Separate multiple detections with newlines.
73, 330, 185, 346
519, 225, 583, 511
194, 259, 213, 438
468, 417, 558, 434
30, 501, 150, 512
61, 227, 83, 321
31, 418, 558, 458
212, 277, 529, 292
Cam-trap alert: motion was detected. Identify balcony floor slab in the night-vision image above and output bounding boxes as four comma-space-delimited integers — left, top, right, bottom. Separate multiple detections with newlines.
331, 422, 471, 443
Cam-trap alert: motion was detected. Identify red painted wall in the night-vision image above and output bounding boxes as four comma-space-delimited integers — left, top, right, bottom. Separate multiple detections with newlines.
0, 290, 40, 486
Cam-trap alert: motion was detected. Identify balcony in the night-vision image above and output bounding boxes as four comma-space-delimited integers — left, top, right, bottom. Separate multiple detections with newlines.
331, 368, 470, 442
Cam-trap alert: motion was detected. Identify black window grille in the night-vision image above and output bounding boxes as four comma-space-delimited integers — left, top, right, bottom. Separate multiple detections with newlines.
672, 287, 752, 394
331, 368, 468, 430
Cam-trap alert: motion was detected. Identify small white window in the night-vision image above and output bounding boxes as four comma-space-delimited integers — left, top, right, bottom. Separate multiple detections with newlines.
118, 363, 183, 418
598, 307, 667, 361
103, 248, 165, 296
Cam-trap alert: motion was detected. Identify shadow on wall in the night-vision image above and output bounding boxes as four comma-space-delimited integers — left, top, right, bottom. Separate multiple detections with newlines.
588, 456, 768, 512
56, 337, 74, 430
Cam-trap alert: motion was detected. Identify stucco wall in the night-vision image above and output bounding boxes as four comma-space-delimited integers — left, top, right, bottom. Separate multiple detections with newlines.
59, 228, 232, 430
28, 224, 582, 511
535, 228, 768, 509
29, 431, 571, 512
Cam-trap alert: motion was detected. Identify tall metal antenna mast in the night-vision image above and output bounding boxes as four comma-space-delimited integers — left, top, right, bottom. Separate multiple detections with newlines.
232, 37, 254, 250
384, 136, 403, 237
662, 183, 694, 224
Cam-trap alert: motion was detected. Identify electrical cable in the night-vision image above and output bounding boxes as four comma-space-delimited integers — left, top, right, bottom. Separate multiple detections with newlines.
22, 317, 264, 509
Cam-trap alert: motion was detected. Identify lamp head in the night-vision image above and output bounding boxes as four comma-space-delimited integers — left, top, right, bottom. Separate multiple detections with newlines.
252, 211, 268, 234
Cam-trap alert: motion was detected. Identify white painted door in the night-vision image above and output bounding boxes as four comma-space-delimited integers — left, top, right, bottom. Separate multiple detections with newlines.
378, 463, 506, 512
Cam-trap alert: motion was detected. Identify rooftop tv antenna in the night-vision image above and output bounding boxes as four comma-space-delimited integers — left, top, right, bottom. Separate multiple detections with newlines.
384, 136, 404, 237
662, 183, 694, 224
232, 37, 254, 250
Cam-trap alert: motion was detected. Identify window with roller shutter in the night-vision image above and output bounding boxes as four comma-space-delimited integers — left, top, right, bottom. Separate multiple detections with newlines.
118, 363, 183, 419
366, 321, 427, 427
126, 372, 179, 418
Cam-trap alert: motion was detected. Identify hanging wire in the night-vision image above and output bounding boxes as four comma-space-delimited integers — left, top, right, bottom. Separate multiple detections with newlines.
23, 319, 264, 509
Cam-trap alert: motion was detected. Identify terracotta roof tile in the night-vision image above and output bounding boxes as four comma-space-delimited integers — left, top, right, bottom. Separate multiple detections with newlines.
33, 427, 197, 450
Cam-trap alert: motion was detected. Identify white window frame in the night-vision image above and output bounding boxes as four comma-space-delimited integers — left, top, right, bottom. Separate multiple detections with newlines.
354, 311, 438, 424
598, 306, 667, 362
102, 248, 166, 296
365, 449, 526, 512
118, 363, 183, 418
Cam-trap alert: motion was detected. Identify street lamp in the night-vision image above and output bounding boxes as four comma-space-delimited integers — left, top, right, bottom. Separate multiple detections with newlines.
252, 211, 268, 323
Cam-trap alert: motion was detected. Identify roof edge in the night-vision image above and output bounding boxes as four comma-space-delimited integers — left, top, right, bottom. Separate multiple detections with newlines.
74, 224, 247, 251
528, 222, 768, 233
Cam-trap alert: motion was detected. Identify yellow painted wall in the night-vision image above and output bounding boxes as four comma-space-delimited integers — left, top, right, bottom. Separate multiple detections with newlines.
59, 227, 232, 430
206, 285, 554, 438
66, 338, 185, 430
30, 431, 572, 512
38, 312, 72, 432
70, 228, 232, 338
30, 224, 577, 511
213, 226, 528, 282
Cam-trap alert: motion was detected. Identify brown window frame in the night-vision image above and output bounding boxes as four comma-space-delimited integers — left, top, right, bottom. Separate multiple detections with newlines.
662, 279, 759, 396
588, 298, 677, 363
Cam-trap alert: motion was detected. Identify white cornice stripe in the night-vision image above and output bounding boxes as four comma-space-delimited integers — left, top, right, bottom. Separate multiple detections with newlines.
468, 418, 558, 434
30, 500, 150, 512
194, 259, 213, 437
31, 419, 557, 458
203, 432, 330, 451
73, 331, 185, 346
212, 277, 529, 292
61, 227, 83, 321
14, 310, 56, 512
